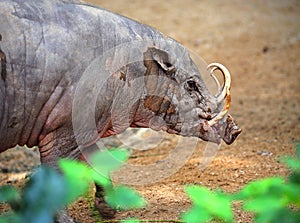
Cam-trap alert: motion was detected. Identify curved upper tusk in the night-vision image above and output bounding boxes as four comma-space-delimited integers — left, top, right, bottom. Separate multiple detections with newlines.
207, 63, 231, 102
208, 66, 221, 93
207, 63, 232, 126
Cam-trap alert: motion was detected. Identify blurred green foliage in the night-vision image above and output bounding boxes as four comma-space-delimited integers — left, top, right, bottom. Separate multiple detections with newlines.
0, 148, 145, 223
182, 186, 233, 223
1, 144, 299, 223
182, 143, 300, 223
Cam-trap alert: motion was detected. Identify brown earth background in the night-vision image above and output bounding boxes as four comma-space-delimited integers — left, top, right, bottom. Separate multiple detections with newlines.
1, 0, 300, 222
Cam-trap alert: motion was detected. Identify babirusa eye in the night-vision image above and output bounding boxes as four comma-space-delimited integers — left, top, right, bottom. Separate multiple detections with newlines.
186, 80, 198, 91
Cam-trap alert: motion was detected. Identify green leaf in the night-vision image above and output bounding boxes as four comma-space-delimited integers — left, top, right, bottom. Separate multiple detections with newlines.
283, 157, 300, 172
289, 171, 300, 185
59, 159, 92, 203
237, 177, 285, 199
20, 167, 67, 223
243, 196, 284, 213
184, 185, 233, 222
89, 149, 130, 178
122, 218, 140, 223
59, 159, 92, 179
282, 183, 300, 206
237, 173, 300, 223
0, 185, 18, 203
0, 213, 20, 223
254, 207, 300, 223
182, 205, 211, 223
90, 169, 111, 188
238, 176, 300, 207
238, 177, 289, 214
105, 185, 146, 210
22, 167, 66, 209
22, 209, 53, 223
281, 143, 300, 173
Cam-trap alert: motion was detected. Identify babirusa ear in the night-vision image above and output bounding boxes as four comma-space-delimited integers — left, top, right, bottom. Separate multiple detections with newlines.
144, 47, 176, 75
152, 49, 176, 74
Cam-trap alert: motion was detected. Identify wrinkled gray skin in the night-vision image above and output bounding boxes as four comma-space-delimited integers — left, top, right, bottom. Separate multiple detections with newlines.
0, 0, 241, 221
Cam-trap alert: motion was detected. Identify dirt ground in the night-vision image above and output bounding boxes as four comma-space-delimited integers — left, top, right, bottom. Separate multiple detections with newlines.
1, 0, 300, 222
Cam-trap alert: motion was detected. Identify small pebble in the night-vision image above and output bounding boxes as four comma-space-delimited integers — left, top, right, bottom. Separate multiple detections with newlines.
257, 150, 273, 156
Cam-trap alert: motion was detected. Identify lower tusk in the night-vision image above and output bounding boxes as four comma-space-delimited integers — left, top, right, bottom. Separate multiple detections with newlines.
207, 93, 231, 126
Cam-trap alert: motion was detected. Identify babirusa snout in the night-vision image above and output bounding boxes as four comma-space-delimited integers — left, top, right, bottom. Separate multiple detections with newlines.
207, 63, 231, 126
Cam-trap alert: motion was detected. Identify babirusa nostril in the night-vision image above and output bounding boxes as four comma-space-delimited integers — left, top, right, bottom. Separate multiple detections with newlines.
227, 128, 242, 144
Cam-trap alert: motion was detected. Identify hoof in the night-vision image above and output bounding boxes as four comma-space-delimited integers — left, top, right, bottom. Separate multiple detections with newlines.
94, 196, 117, 219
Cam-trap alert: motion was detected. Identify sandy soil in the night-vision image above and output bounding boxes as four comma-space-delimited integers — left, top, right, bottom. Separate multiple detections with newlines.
1, 0, 300, 222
